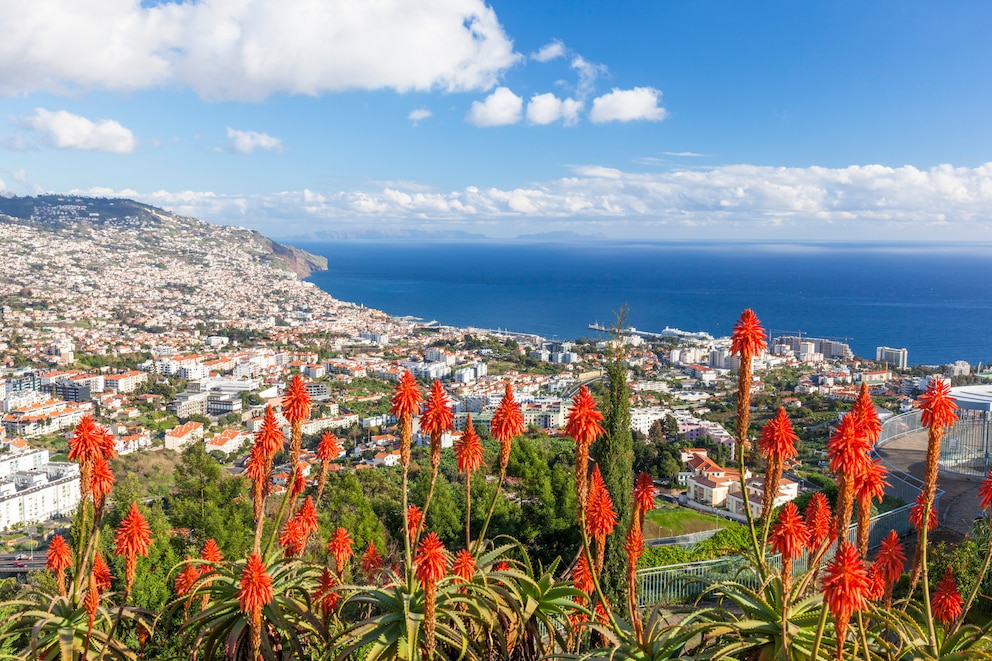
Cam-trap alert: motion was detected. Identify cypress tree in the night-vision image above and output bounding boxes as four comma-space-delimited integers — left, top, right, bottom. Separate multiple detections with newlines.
591, 307, 635, 610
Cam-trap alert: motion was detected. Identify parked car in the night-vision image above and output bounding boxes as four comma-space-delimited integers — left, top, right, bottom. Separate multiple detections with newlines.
11, 561, 26, 567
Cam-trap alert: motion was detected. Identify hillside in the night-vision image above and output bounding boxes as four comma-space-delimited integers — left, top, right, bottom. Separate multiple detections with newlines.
0, 195, 374, 341
0, 195, 326, 278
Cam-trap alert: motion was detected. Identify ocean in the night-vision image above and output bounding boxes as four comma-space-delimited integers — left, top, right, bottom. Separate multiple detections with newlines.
297, 240, 992, 367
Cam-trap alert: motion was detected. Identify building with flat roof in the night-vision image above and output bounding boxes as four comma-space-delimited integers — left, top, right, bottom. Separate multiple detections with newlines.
876, 346, 908, 370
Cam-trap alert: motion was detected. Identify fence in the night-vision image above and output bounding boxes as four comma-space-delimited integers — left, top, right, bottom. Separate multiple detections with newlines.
636, 411, 929, 605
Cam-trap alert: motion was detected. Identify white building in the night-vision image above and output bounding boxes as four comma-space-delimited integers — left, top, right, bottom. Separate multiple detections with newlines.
876, 346, 908, 370
0, 448, 81, 530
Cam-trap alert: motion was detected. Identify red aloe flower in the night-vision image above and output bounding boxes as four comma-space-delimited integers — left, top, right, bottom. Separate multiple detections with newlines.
254, 405, 285, 461
980, 469, 992, 510
361, 541, 383, 580
421, 380, 453, 471
90, 454, 115, 509
566, 385, 605, 447
567, 386, 605, 511
495, 561, 511, 572
910, 492, 938, 531
851, 383, 882, 445
769, 502, 809, 561
282, 374, 312, 424
634, 472, 655, 520
68, 415, 102, 463
92, 552, 113, 593
313, 567, 340, 616
451, 549, 476, 583
390, 370, 423, 419
99, 426, 117, 461
827, 413, 873, 479
416, 532, 447, 660
46, 534, 73, 595
594, 600, 610, 625
758, 407, 798, 514
865, 562, 885, 601
634, 473, 654, 513
586, 465, 618, 539
392, 371, 422, 470
84, 573, 99, 628
327, 527, 354, 575
455, 414, 485, 474
295, 497, 319, 540
932, 566, 964, 627
420, 380, 453, 436
573, 554, 595, 594
729, 309, 766, 358
759, 407, 799, 462
919, 379, 958, 429
853, 459, 889, 503
854, 459, 890, 556
175, 562, 201, 597
407, 505, 423, 541
875, 530, 905, 601
317, 431, 341, 461
491, 383, 525, 472
279, 517, 306, 556
586, 465, 617, 573
822, 541, 872, 659
804, 492, 834, 551
201, 538, 223, 564
624, 525, 644, 564
239, 553, 273, 658
415, 533, 448, 584
114, 502, 152, 588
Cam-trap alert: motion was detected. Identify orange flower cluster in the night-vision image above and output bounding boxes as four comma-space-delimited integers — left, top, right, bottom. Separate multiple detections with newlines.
490, 383, 525, 472
390, 370, 422, 469
770, 502, 809, 561
729, 308, 766, 358
586, 465, 617, 573
46, 534, 73, 596
114, 502, 152, 589
313, 567, 340, 617
282, 374, 312, 424
451, 549, 476, 583
316, 431, 341, 499
239, 552, 274, 658
361, 542, 383, 582
932, 566, 963, 627
804, 492, 834, 551
327, 527, 354, 576
822, 541, 872, 660
454, 414, 485, 475
421, 380, 453, 471
566, 386, 604, 512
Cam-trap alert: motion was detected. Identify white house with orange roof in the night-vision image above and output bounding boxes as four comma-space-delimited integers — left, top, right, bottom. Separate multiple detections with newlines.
204, 428, 251, 455
164, 421, 204, 451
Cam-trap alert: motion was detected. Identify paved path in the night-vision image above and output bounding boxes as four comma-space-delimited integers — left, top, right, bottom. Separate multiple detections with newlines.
876, 430, 983, 540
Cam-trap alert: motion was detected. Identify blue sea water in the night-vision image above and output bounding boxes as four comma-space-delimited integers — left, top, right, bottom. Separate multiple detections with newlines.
298, 241, 992, 367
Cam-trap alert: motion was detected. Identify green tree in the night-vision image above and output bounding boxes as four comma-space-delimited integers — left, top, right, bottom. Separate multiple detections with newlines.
169, 444, 254, 556
591, 307, 634, 610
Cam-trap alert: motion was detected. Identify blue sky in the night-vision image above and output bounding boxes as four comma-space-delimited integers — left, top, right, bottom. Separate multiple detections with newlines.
2, 0, 992, 240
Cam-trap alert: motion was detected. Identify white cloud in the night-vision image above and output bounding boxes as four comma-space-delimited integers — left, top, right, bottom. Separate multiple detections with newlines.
0, 0, 519, 101
466, 87, 523, 127
408, 108, 432, 125
532, 40, 565, 62
226, 128, 282, 154
22, 108, 136, 153
80, 162, 992, 241
526, 93, 582, 126
589, 87, 667, 123
570, 56, 606, 99
663, 151, 705, 157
